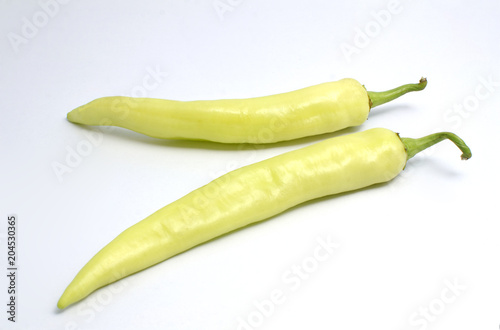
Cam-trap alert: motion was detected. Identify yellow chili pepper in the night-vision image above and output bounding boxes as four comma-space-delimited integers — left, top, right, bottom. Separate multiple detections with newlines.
67, 78, 426, 143
57, 127, 470, 309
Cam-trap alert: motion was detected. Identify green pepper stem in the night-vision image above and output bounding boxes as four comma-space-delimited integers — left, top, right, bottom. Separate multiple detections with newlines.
367, 78, 427, 108
400, 132, 472, 161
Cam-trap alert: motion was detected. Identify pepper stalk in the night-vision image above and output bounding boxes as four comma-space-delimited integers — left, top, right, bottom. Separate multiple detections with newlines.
368, 77, 428, 109
401, 132, 472, 161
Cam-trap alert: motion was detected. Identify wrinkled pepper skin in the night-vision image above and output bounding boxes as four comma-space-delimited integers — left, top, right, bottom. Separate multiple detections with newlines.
58, 128, 407, 309
67, 79, 372, 143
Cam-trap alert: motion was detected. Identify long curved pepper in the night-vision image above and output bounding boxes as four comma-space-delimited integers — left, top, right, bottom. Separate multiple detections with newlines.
57, 127, 469, 309
66, 78, 427, 143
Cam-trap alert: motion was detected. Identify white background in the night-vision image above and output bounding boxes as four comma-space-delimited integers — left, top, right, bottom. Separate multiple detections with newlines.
1, 0, 499, 329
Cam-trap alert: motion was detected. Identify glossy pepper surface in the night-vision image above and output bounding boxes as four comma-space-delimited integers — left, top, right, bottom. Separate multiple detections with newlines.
57, 127, 470, 309
67, 78, 426, 143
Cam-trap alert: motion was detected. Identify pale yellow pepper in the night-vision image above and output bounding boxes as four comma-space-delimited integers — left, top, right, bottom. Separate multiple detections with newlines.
67, 78, 426, 143
57, 128, 470, 309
